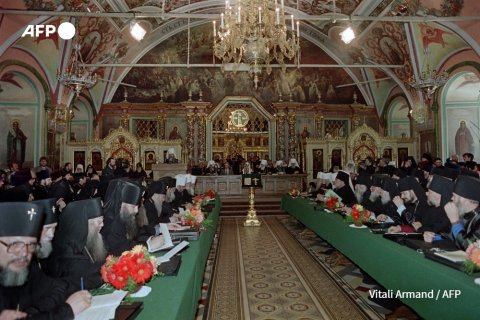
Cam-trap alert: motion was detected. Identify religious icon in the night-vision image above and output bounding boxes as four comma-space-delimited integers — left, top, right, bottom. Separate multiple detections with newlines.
7, 119, 27, 166
92, 151, 102, 171
74, 151, 85, 171
145, 151, 156, 170
231, 110, 249, 127
312, 149, 324, 179
398, 148, 408, 166
382, 148, 392, 162
455, 120, 474, 156
169, 125, 182, 140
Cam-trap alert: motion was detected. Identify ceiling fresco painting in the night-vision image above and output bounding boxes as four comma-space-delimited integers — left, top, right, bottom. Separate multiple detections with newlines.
111, 23, 366, 106
7, 0, 476, 120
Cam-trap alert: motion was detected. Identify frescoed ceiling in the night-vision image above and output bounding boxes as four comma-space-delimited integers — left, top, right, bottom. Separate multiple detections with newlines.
2, 0, 477, 117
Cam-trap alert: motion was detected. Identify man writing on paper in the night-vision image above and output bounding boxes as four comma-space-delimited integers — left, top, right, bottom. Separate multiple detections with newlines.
49, 198, 106, 289
0, 202, 91, 319
102, 179, 166, 256
144, 180, 178, 224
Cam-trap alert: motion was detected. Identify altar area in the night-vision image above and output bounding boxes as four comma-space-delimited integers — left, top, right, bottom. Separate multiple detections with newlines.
62, 96, 415, 184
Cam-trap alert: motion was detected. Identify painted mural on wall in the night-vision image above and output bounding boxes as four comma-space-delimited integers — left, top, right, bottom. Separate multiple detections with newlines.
446, 107, 479, 159
0, 108, 35, 168
112, 24, 366, 106
359, 21, 415, 97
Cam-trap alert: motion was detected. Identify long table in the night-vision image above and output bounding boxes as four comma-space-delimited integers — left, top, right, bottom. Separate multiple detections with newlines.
281, 195, 480, 320
134, 196, 221, 320
195, 174, 307, 198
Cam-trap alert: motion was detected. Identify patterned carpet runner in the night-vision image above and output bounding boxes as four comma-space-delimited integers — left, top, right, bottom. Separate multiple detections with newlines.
204, 217, 382, 320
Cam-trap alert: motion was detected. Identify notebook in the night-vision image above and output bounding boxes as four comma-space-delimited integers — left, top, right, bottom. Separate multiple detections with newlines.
148, 224, 174, 253
433, 250, 467, 262
156, 241, 189, 263
75, 290, 127, 320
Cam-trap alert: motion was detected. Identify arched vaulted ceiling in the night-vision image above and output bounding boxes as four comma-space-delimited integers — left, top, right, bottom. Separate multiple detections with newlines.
0, 0, 477, 116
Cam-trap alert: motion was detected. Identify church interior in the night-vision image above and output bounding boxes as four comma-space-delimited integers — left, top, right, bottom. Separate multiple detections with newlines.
1, 0, 480, 319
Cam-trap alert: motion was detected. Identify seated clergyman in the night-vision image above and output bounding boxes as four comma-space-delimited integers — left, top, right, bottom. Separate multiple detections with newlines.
425, 175, 480, 249
0, 202, 92, 319
48, 198, 106, 290
101, 179, 166, 256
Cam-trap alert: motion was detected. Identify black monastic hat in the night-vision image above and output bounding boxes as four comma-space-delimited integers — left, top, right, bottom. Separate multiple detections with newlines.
453, 175, 480, 203
382, 178, 400, 198
0, 202, 44, 237
429, 175, 454, 207
31, 198, 57, 225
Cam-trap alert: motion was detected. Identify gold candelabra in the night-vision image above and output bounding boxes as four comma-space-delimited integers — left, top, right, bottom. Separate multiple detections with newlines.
213, 0, 301, 89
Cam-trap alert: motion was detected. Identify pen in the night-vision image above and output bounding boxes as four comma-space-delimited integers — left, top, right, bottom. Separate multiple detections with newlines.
81, 277, 84, 290
17, 304, 19, 312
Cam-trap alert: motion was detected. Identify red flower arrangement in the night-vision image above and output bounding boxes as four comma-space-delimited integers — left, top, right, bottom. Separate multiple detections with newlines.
288, 187, 301, 197
101, 245, 159, 294
324, 195, 339, 210
205, 189, 216, 199
192, 195, 207, 207
345, 204, 371, 225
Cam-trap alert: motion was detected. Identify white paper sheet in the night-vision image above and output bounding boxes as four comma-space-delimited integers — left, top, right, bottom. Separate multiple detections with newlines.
75, 290, 127, 320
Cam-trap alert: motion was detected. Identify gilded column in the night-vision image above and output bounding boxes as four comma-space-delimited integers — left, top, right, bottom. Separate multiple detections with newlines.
196, 113, 207, 162
186, 113, 195, 160
314, 114, 323, 138
287, 114, 296, 158
275, 113, 286, 159
157, 114, 166, 139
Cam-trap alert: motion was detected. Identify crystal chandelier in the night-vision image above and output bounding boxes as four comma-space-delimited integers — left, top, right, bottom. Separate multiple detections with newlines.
57, 43, 98, 98
213, 0, 301, 89
409, 45, 449, 100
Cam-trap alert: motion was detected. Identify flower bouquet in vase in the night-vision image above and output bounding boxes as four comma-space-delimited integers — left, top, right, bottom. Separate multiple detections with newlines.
101, 245, 159, 297
192, 195, 207, 207
205, 189, 216, 200
464, 240, 480, 275
344, 204, 370, 227
289, 187, 301, 198
318, 195, 340, 210
179, 206, 213, 231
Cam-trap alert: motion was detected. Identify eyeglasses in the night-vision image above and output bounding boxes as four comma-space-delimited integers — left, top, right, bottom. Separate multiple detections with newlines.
0, 240, 37, 253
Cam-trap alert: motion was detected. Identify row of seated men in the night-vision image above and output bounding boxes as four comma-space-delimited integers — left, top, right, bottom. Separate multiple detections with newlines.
0, 167, 199, 319
308, 162, 480, 251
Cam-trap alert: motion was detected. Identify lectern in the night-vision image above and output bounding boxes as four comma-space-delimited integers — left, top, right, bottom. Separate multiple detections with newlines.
241, 174, 262, 227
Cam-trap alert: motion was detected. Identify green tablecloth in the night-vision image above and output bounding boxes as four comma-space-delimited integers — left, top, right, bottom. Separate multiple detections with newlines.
281, 195, 480, 320
135, 196, 221, 320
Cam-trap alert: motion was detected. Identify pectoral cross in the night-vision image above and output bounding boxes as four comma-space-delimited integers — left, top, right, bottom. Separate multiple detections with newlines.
28, 208, 36, 221
252, 178, 259, 185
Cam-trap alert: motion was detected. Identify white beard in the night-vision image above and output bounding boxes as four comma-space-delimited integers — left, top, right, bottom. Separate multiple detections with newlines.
35, 239, 53, 259
369, 192, 380, 202
186, 186, 195, 196
355, 190, 365, 204
381, 196, 390, 206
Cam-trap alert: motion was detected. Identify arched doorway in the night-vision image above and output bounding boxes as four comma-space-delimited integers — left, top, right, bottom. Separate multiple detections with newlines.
206, 97, 276, 161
